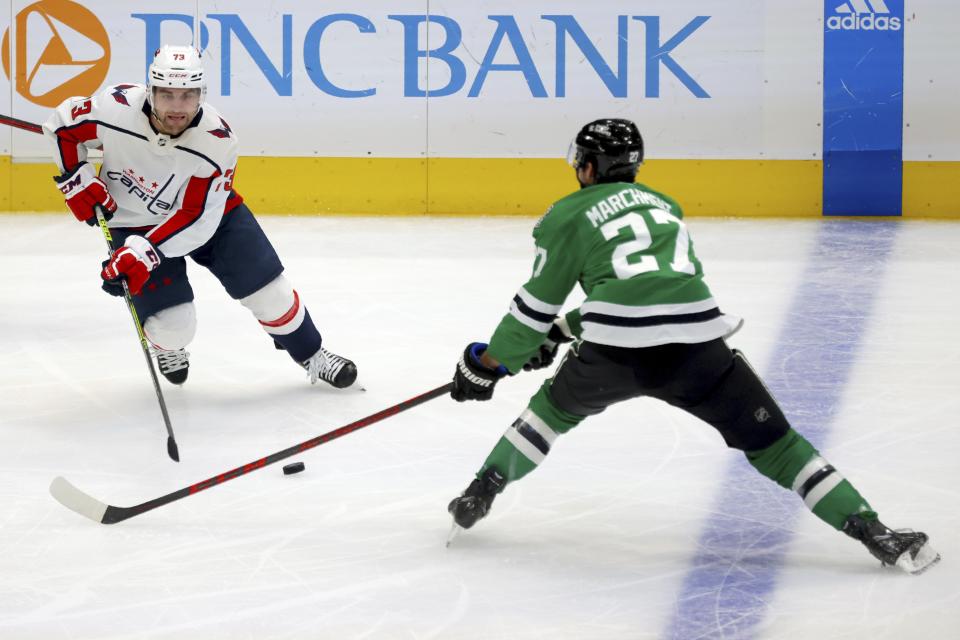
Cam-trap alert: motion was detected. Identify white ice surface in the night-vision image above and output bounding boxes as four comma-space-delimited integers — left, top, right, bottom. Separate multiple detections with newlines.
0, 214, 957, 639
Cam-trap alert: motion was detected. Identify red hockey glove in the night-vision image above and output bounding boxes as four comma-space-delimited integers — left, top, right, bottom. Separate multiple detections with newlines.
53, 161, 117, 226
101, 235, 161, 296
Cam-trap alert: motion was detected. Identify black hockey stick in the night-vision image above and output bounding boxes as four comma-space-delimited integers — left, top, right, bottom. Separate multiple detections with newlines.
3, 114, 181, 460
0, 112, 42, 133
50, 382, 454, 524
95, 206, 181, 462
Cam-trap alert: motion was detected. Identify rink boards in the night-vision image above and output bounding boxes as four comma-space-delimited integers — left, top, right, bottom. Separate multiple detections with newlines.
0, 1, 958, 216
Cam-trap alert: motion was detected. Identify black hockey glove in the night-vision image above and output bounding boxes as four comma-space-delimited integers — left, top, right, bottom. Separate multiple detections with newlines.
522, 322, 574, 371
452, 342, 509, 402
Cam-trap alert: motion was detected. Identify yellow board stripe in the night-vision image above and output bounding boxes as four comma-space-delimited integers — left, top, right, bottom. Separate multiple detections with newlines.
2, 155, 957, 217
902, 162, 960, 219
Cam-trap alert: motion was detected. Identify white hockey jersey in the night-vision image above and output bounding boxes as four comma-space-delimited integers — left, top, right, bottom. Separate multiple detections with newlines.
43, 83, 243, 258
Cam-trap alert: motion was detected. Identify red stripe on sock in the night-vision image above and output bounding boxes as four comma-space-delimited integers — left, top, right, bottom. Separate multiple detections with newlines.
260, 290, 301, 328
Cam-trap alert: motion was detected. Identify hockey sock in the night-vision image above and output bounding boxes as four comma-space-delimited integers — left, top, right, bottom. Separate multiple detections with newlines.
746, 429, 876, 530
478, 385, 584, 483
240, 276, 322, 362
270, 308, 322, 363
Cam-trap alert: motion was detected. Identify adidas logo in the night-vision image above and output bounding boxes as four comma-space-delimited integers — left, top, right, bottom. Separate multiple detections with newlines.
828, 0, 902, 31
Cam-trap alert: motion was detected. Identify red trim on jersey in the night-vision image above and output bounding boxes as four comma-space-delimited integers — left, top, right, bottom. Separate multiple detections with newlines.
225, 190, 244, 213
146, 171, 220, 247
56, 121, 99, 170
260, 291, 301, 328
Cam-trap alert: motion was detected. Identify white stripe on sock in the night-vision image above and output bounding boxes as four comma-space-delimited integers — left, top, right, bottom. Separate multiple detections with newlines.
505, 427, 546, 465
519, 409, 558, 447
802, 473, 844, 511
791, 456, 829, 493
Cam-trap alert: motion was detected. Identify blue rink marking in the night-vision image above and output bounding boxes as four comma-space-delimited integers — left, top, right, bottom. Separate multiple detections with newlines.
664, 221, 899, 640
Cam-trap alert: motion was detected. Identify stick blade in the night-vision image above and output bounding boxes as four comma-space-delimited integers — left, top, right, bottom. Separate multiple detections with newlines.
167, 436, 180, 462
49, 476, 108, 524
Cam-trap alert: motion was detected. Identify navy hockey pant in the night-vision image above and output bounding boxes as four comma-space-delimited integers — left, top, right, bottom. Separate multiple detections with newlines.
108, 203, 284, 321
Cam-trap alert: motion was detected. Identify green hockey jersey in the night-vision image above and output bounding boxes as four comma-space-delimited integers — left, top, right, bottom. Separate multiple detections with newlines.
486, 181, 741, 373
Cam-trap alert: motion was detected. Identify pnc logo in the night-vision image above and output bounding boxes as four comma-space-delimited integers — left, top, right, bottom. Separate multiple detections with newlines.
1, 0, 111, 107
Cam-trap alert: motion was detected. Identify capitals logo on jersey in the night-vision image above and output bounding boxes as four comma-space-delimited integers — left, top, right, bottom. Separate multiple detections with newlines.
104, 167, 176, 214
208, 117, 232, 139
111, 84, 137, 106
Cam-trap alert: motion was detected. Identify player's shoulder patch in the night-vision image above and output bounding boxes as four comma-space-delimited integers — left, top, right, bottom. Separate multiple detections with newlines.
207, 116, 233, 139
109, 84, 139, 106
194, 105, 237, 145
89, 84, 148, 128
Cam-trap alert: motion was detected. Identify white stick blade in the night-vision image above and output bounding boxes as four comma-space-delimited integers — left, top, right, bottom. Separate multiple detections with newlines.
49, 476, 108, 523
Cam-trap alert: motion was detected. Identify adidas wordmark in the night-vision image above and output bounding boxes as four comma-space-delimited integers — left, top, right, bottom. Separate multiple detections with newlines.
827, 0, 902, 31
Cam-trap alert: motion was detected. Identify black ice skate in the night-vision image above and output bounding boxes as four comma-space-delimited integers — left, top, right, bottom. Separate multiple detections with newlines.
448, 467, 506, 531
843, 513, 940, 575
154, 348, 189, 385
302, 347, 357, 389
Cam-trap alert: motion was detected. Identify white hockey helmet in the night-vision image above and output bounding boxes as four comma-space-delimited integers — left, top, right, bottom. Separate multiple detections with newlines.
148, 45, 206, 99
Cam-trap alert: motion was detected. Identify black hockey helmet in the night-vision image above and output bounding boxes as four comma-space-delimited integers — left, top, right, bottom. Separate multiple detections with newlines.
566, 118, 643, 182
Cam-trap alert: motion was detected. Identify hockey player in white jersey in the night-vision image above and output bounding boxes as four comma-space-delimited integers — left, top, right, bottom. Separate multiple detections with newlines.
43, 45, 357, 389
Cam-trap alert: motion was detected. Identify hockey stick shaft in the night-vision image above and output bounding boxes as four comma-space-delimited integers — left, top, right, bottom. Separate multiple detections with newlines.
1, 113, 180, 459
0, 113, 42, 134
95, 206, 180, 462
50, 382, 454, 524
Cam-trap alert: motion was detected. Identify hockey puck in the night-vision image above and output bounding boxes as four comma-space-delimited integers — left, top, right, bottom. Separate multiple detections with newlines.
283, 462, 305, 475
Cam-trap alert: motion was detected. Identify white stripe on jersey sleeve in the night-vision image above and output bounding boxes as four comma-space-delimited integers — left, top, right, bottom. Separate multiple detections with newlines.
581, 297, 719, 319
509, 302, 552, 333
508, 286, 561, 332
516, 286, 563, 315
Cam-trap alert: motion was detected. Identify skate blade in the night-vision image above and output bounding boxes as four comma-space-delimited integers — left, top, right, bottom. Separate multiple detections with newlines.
446, 522, 464, 548
897, 540, 941, 575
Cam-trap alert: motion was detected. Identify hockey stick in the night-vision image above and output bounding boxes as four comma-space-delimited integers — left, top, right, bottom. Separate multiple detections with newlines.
1, 114, 181, 460
95, 205, 181, 463
0, 113, 42, 134
50, 382, 453, 524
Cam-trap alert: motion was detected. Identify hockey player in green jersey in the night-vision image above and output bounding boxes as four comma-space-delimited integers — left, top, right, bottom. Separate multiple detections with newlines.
446, 118, 939, 575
